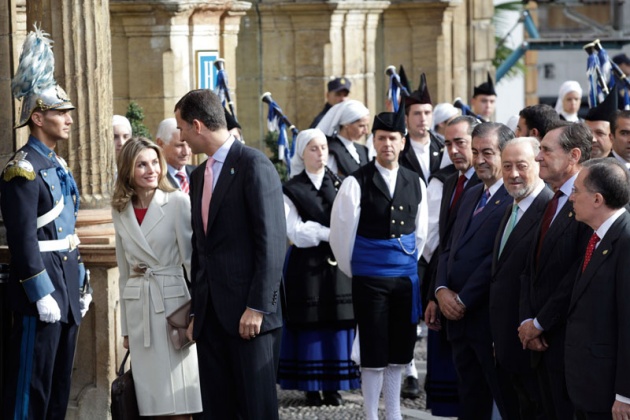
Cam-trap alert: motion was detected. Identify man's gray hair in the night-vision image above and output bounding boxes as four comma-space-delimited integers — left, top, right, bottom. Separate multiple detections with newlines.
155, 118, 178, 144
503, 136, 540, 156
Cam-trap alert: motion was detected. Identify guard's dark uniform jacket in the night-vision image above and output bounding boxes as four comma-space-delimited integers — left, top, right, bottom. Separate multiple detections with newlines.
399, 131, 445, 184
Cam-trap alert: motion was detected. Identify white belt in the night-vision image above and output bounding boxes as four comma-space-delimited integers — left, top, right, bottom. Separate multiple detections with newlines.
38, 234, 80, 252
37, 198, 65, 229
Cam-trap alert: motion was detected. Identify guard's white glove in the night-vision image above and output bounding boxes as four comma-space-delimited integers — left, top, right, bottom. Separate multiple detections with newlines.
36, 294, 61, 323
80, 293, 92, 318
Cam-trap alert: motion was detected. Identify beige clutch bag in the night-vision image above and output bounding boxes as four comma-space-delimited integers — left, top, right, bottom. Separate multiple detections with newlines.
166, 300, 192, 350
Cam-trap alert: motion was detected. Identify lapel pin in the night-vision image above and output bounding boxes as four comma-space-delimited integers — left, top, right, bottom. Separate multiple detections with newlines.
568, 211, 573, 217
495, 200, 500, 205
433, 151, 439, 156
602, 249, 609, 255
230, 168, 235, 175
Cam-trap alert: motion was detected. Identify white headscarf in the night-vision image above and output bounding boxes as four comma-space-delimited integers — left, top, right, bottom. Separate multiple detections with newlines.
289, 128, 327, 178
555, 81, 582, 122
432, 103, 460, 129
316, 99, 370, 137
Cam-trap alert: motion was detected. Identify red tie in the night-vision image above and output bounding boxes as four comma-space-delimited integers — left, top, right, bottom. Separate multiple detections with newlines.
176, 171, 189, 194
582, 232, 600, 272
450, 174, 467, 210
537, 190, 562, 261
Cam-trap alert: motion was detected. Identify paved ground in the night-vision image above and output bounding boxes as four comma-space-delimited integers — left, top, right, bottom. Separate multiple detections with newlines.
277, 330, 452, 419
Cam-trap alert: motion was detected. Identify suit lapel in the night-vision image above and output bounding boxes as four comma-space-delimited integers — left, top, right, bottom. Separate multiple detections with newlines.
191, 163, 205, 235
372, 167, 392, 200
537, 200, 576, 270
429, 136, 442, 174
402, 137, 425, 181
141, 189, 167, 238
206, 141, 243, 234
460, 186, 509, 246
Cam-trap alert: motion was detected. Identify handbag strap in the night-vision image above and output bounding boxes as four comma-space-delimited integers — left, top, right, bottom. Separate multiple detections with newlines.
117, 349, 131, 377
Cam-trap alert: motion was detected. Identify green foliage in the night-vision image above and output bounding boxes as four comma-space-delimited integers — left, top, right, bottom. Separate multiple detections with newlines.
263, 131, 289, 182
126, 101, 152, 139
493, 1, 526, 80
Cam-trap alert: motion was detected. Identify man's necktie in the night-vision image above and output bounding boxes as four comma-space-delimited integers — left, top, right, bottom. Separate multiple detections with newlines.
176, 171, 189, 194
450, 174, 467, 211
582, 232, 600, 272
473, 189, 490, 217
537, 190, 563, 261
201, 157, 215, 234
499, 203, 519, 257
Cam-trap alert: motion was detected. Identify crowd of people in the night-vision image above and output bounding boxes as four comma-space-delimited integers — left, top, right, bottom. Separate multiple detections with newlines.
3, 26, 630, 420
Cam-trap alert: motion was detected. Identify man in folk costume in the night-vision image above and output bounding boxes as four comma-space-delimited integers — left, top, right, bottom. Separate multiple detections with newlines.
1, 26, 91, 419
330, 104, 428, 420
471, 72, 497, 122
583, 85, 617, 159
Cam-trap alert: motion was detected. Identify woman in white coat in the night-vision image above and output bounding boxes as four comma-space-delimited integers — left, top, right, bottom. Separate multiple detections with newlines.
112, 138, 202, 419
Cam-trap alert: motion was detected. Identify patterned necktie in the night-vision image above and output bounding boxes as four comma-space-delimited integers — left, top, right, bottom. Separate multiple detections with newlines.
499, 203, 519, 257
473, 189, 490, 217
537, 190, 563, 261
201, 157, 215, 234
176, 171, 189, 194
582, 232, 600, 272
450, 174, 467, 211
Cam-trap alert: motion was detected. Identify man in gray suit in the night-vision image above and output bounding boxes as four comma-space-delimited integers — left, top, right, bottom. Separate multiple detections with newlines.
155, 117, 195, 192
175, 89, 286, 419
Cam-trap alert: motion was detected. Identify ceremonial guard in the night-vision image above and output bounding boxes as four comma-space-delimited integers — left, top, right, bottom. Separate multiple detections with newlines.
2, 27, 91, 419
330, 104, 428, 420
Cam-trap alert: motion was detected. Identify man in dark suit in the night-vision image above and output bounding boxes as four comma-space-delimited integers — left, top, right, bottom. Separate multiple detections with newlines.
490, 137, 552, 419
435, 122, 514, 419
514, 104, 559, 140
518, 121, 593, 420
155, 117, 195, 192
175, 89, 286, 419
422, 115, 480, 416
399, 73, 447, 185
566, 158, 630, 420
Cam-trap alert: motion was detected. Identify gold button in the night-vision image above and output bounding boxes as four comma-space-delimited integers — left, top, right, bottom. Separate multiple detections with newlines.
391, 234, 395, 238
43, 172, 47, 177
63, 256, 68, 261
400, 221, 405, 225
58, 227, 63, 232
390, 206, 394, 211
392, 220, 395, 224
51, 185, 55, 190
399, 206, 403, 210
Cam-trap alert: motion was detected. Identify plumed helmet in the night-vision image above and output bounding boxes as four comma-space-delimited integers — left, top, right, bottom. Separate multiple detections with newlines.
11, 25, 75, 129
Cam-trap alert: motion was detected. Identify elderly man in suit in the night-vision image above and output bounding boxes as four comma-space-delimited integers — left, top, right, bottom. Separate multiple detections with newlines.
518, 121, 593, 420
155, 117, 195, 193
490, 137, 552, 419
175, 89, 286, 419
566, 158, 630, 420
435, 122, 514, 419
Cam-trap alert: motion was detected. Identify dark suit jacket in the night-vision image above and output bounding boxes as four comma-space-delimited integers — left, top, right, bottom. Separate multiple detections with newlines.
189, 140, 286, 338
399, 131, 445, 184
565, 211, 630, 413
490, 186, 553, 373
166, 164, 196, 190
436, 183, 511, 340
426, 170, 481, 302
519, 198, 591, 369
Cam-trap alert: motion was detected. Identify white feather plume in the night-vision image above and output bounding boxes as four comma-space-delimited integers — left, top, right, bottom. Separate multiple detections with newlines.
11, 25, 56, 99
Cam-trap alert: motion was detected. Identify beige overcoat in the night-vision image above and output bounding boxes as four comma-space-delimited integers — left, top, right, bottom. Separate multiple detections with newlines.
113, 189, 202, 416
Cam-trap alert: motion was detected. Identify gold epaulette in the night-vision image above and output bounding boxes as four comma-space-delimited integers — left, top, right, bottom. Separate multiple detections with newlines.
3, 151, 35, 182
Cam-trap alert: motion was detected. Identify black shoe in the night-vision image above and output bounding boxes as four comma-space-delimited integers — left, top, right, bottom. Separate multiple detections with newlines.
305, 391, 323, 406
322, 391, 343, 406
401, 376, 420, 399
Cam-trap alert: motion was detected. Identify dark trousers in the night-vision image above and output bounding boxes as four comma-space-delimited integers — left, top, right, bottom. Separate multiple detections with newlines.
450, 335, 505, 420
3, 315, 79, 420
352, 276, 417, 368
196, 304, 281, 420
536, 360, 574, 420
496, 362, 545, 420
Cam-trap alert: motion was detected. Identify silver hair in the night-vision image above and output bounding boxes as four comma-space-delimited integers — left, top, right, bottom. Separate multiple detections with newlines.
155, 118, 178, 144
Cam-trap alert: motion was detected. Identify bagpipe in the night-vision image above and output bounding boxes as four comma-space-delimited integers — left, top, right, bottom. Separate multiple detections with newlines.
261, 92, 299, 174
453, 97, 488, 123
385, 65, 410, 112
583, 39, 630, 110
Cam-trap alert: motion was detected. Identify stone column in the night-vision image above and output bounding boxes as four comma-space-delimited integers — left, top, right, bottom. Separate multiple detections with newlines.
239, 1, 389, 147
382, 0, 460, 104
27, 0, 114, 209
109, 1, 250, 143
468, 0, 496, 98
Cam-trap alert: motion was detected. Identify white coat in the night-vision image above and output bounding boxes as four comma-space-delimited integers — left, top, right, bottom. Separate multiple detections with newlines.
113, 189, 202, 416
